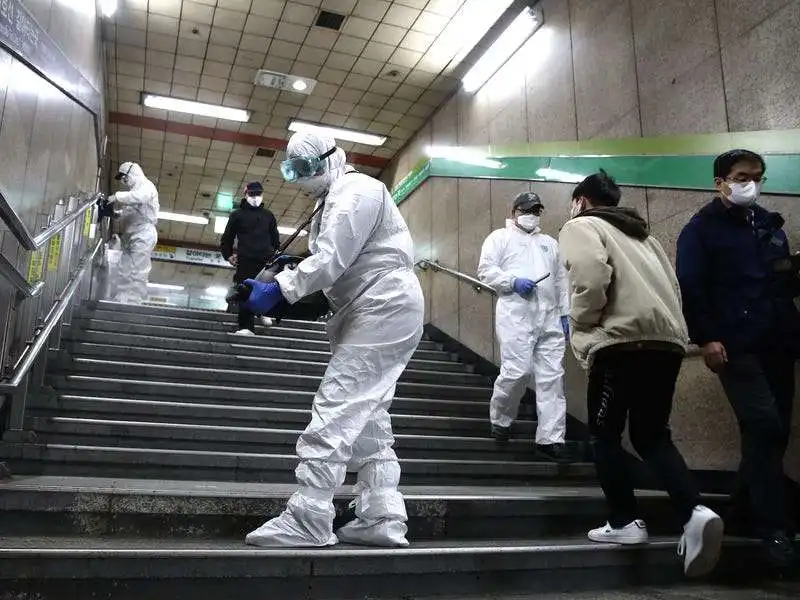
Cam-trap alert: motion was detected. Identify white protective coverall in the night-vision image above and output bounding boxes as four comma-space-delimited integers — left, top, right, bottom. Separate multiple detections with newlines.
245, 132, 424, 548
111, 162, 159, 304
478, 220, 570, 445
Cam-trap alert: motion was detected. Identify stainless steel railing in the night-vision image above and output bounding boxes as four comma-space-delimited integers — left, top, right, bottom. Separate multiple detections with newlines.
0, 187, 102, 251
416, 258, 497, 295
0, 186, 109, 442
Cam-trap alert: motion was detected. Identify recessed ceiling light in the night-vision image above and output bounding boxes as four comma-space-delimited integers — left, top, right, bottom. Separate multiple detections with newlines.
288, 120, 387, 147
142, 93, 250, 122
292, 80, 308, 92
254, 70, 316, 95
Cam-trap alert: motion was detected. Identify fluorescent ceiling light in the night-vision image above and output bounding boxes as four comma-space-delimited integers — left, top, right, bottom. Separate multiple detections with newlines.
214, 216, 308, 237
443, 0, 515, 69
426, 146, 504, 169
206, 286, 229, 297
148, 283, 185, 291
462, 7, 541, 94
143, 93, 250, 122
99, 0, 117, 17
292, 80, 308, 91
158, 211, 209, 225
288, 120, 386, 147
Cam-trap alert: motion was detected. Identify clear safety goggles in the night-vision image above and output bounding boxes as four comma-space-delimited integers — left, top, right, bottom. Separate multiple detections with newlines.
280, 147, 337, 183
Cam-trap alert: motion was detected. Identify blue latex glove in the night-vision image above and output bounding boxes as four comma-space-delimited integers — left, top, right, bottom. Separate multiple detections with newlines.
512, 278, 536, 297
561, 315, 570, 336
243, 279, 283, 313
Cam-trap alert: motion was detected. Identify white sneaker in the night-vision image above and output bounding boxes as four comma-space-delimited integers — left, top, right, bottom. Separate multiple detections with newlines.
232, 329, 256, 337
679, 505, 723, 577
588, 520, 649, 545
259, 316, 274, 327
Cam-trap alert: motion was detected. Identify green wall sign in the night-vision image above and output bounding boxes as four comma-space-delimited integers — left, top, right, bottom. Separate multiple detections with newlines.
391, 129, 800, 204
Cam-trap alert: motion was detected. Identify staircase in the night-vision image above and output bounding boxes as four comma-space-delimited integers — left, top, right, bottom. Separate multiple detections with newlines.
0, 301, 761, 598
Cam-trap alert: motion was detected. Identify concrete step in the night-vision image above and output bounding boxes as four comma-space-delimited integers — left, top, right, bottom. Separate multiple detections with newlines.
62, 342, 489, 387
29, 394, 548, 439
27, 417, 583, 462
95, 300, 328, 332
56, 358, 494, 401
73, 318, 455, 362
66, 329, 472, 373
0, 442, 596, 485
47, 374, 544, 432
0, 534, 759, 599
0, 476, 730, 541
79, 308, 443, 351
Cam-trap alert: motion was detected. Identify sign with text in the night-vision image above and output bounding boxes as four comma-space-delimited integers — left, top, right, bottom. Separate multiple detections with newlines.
152, 244, 233, 269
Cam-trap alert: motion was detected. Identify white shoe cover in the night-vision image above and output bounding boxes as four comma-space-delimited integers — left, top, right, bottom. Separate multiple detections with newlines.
245, 511, 338, 548
336, 517, 409, 547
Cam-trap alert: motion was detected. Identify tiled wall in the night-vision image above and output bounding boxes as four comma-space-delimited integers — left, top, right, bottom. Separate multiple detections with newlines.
388, 0, 800, 480
1, 0, 104, 245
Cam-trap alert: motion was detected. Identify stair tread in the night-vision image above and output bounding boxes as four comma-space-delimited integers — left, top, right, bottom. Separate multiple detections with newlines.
0, 475, 712, 501
0, 534, 749, 554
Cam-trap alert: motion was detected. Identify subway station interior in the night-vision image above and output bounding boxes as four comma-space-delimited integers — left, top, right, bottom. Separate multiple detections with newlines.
0, 0, 798, 597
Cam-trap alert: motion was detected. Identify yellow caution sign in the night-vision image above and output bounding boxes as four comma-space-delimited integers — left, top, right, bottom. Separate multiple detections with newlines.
82, 207, 93, 237
27, 249, 44, 284
47, 234, 62, 272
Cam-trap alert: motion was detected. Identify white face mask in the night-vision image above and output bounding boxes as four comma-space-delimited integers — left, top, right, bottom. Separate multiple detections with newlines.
570, 199, 585, 219
725, 181, 760, 207
515, 214, 540, 231
246, 195, 263, 207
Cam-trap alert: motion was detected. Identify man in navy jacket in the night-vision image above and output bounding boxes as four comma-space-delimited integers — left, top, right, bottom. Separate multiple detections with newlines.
676, 149, 799, 572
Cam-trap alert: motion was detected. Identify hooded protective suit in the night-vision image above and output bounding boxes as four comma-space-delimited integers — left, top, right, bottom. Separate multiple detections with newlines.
110, 162, 159, 304
245, 132, 424, 548
478, 219, 570, 445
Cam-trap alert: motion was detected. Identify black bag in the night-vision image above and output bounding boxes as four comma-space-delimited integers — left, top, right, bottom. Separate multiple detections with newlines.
226, 202, 330, 324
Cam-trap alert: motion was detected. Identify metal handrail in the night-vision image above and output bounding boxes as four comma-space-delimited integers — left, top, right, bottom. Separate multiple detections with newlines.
416, 259, 497, 295
0, 237, 102, 391
0, 189, 102, 251
0, 253, 45, 298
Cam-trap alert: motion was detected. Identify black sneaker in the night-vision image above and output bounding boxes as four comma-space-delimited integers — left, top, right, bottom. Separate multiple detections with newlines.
536, 443, 572, 463
763, 532, 796, 573
491, 424, 510, 443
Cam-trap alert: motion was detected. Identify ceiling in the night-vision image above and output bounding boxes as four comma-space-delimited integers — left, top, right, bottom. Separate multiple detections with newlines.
102, 0, 519, 287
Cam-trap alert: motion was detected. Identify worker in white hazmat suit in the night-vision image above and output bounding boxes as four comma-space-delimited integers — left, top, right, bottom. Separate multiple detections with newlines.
108, 162, 159, 304
477, 192, 571, 462
242, 131, 425, 548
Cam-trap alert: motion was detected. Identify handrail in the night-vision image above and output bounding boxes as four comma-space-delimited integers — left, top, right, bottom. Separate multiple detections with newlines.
0, 189, 102, 251
0, 237, 102, 390
0, 253, 45, 298
416, 259, 497, 295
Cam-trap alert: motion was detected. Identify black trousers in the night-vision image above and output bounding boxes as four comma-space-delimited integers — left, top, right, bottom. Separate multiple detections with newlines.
718, 352, 796, 536
233, 257, 266, 332
588, 346, 701, 528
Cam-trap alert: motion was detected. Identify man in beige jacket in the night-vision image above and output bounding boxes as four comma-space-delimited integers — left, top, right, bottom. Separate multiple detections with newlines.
559, 170, 723, 578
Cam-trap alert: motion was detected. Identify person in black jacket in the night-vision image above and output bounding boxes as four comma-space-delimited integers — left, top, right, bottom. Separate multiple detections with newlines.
220, 181, 280, 335
676, 149, 799, 573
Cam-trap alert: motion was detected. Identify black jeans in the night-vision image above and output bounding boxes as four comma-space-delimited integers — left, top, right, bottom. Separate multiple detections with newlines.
234, 257, 265, 332
588, 346, 700, 528
718, 352, 796, 536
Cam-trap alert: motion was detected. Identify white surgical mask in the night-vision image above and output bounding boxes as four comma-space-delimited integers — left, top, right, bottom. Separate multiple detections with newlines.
516, 214, 540, 231
246, 195, 263, 207
725, 181, 760, 207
